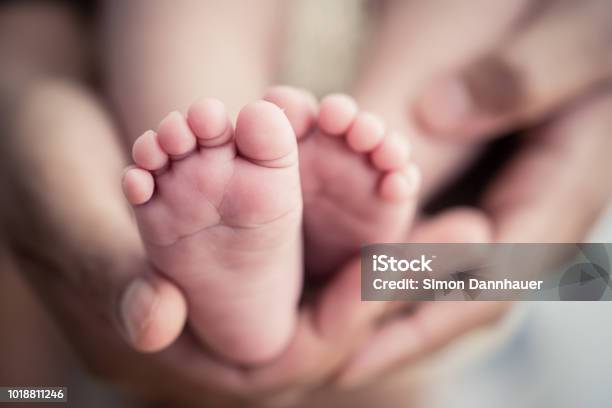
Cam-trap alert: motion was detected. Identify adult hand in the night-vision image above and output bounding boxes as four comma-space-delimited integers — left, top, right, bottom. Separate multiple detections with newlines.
343, 83, 612, 394
414, 0, 612, 242
335, 208, 511, 386
338, 0, 612, 387
416, 0, 612, 141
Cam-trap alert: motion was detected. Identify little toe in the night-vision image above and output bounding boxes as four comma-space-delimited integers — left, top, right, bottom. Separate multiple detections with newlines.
235, 100, 297, 167
122, 167, 155, 205
318, 94, 358, 135
264, 86, 317, 139
346, 112, 386, 152
132, 130, 168, 171
371, 132, 410, 171
157, 111, 197, 157
379, 164, 420, 202
187, 98, 233, 147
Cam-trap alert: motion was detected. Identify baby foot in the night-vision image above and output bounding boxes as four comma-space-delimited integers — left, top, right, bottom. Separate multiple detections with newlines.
265, 87, 420, 277
122, 99, 302, 364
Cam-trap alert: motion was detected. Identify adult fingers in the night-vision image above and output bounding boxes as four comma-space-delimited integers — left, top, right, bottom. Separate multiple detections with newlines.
416, 0, 612, 140
381, 208, 494, 317
483, 89, 612, 242
336, 300, 510, 387
353, 0, 527, 199
1, 80, 187, 352
332, 208, 499, 387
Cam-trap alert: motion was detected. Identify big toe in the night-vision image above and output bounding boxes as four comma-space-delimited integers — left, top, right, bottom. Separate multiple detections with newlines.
235, 100, 297, 167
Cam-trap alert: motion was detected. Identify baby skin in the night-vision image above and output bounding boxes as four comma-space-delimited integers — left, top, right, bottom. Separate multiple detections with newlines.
264, 87, 420, 277
122, 88, 419, 365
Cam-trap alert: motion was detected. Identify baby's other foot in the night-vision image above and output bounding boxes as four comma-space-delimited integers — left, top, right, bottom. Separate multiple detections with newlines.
122, 98, 302, 364
265, 87, 420, 277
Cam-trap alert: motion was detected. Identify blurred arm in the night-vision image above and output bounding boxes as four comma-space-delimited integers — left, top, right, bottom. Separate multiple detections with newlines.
101, 0, 287, 141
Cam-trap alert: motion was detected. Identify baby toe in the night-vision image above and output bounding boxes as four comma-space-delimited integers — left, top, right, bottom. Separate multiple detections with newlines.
346, 112, 386, 152
371, 132, 410, 171
235, 100, 297, 167
122, 167, 155, 205
379, 164, 420, 202
318, 94, 358, 136
187, 98, 233, 147
157, 111, 197, 157
132, 130, 168, 171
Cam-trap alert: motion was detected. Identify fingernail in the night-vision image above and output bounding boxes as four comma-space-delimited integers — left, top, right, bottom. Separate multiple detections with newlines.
120, 278, 157, 346
417, 76, 473, 133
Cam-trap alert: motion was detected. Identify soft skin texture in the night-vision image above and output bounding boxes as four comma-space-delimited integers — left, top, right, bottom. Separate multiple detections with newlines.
264, 87, 421, 277
123, 88, 420, 363
124, 99, 303, 364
